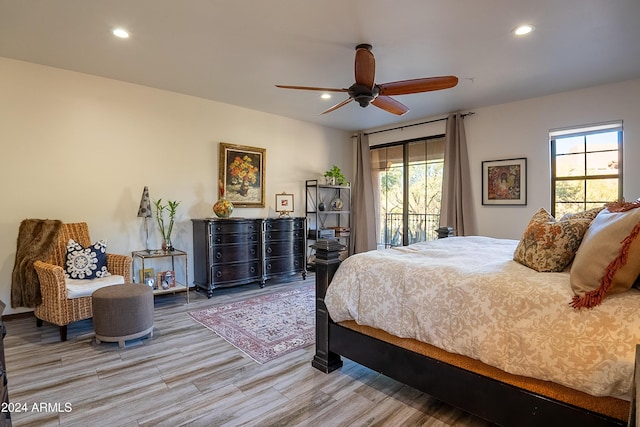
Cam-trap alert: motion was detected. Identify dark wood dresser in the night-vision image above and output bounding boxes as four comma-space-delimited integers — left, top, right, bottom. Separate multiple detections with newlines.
192, 218, 306, 297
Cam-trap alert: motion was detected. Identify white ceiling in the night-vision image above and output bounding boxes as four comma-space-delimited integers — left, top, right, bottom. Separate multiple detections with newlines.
1, 0, 640, 132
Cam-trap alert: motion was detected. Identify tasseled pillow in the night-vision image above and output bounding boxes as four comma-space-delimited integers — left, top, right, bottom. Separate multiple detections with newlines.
570, 200, 640, 309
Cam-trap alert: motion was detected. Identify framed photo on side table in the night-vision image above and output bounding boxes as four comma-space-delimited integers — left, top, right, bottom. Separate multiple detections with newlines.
275, 192, 294, 217
158, 270, 176, 289
219, 142, 266, 208
139, 268, 155, 285
482, 157, 527, 205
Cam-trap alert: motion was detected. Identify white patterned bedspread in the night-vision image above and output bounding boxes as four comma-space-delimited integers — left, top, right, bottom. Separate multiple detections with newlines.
324, 236, 640, 400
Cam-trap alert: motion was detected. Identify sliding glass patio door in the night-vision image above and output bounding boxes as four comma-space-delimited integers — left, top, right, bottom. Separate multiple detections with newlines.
370, 136, 444, 249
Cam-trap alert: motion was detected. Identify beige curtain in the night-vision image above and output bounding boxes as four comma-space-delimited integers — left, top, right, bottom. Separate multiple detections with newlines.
349, 132, 377, 254
440, 113, 476, 236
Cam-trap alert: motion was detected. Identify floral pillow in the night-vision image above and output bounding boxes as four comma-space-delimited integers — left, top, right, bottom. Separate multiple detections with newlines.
559, 206, 604, 223
64, 239, 111, 280
513, 208, 591, 272
570, 200, 640, 308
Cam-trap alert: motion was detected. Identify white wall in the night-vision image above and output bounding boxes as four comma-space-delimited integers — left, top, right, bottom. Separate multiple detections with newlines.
364, 78, 640, 240
466, 78, 640, 239
0, 58, 351, 315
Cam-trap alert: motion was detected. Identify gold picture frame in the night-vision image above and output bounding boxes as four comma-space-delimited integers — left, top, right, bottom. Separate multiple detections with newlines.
139, 268, 155, 284
219, 142, 266, 208
275, 192, 294, 217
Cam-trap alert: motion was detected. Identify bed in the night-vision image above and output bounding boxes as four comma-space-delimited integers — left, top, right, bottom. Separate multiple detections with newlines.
311, 216, 640, 427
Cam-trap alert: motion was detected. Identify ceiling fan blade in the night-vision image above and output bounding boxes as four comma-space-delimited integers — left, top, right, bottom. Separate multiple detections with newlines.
371, 96, 409, 116
275, 85, 348, 92
378, 76, 459, 96
321, 98, 353, 115
354, 44, 375, 89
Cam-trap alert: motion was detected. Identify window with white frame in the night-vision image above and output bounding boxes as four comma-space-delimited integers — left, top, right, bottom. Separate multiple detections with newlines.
550, 121, 623, 217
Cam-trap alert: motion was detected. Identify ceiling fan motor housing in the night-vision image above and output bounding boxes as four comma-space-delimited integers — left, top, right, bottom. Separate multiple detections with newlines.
349, 84, 379, 107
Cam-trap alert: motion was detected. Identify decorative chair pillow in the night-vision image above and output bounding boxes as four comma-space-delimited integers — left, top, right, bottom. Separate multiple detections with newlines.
513, 208, 591, 272
64, 239, 111, 280
570, 200, 640, 309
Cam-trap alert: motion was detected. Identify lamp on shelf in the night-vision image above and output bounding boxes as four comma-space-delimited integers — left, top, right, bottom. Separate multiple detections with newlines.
137, 186, 152, 251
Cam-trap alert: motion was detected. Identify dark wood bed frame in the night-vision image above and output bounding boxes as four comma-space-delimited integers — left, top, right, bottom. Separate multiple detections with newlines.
310, 240, 634, 427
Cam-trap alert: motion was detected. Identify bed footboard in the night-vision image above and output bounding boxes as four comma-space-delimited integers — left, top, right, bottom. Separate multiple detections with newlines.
311, 239, 345, 373
630, 344, 640, 427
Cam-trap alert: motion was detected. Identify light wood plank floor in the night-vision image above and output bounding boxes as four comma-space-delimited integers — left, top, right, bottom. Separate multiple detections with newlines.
3, 277, 493, 427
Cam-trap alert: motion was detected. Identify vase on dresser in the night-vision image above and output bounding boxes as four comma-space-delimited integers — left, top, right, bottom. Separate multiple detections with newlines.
213, 197, 234, 218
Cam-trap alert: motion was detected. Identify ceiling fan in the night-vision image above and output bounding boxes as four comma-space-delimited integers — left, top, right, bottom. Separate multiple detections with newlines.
276, 44, 458, 116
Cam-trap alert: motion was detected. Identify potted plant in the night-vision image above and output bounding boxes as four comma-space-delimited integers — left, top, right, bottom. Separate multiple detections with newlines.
324, 165, 348, 186
153, 198, 180, 251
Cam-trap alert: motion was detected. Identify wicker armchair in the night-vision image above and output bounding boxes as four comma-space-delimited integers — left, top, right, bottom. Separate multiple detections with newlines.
33, 222, 132, 341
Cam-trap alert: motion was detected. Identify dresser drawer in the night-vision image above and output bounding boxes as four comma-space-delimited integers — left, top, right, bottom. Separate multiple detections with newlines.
211, 243, 260, 264
264, 219, 305, 233
211, 261, 262, 284
264, 230, 305, 241
210, 221, 260, 234
264, 255, 305, 276
264, 239, 304, 258
211, 232, 260, 245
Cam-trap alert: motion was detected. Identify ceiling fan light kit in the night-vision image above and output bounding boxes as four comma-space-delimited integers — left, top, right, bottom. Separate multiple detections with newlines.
276, 43, 458, 116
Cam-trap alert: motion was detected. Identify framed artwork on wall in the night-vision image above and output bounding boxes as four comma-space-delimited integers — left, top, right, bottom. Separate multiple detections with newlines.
219, 142, 266, 207
275, 192, 294, 217
482, 157, 527, 205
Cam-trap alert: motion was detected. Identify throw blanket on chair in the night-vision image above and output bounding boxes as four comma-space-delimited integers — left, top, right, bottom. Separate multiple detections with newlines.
11, 219, 63, 308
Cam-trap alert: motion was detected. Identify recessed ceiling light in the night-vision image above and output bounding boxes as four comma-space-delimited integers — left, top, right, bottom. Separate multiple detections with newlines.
514, 24, 534, 36
112, 28, 130, 39
321, 93, 331, 100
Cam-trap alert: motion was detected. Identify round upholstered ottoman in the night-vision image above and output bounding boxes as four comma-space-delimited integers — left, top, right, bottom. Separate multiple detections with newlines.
92, 284, 154, 348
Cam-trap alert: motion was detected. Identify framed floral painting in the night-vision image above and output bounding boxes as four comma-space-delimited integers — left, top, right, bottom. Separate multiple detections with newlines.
219, 142, 266, 207
482, 157, 527, 205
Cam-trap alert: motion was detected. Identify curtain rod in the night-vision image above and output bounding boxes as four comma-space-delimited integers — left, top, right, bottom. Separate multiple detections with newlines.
353, 111, 475, 137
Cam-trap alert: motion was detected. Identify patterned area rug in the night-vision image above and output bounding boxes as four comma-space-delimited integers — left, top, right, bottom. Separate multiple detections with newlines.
188, 284, 315, 364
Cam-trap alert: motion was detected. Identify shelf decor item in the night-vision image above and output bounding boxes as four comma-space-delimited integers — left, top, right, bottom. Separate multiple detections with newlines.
219, 142, 266, 207
324, 165, 348, 186
153, 198, 180, 251
330, 197, 344, 211
213, 180, 234, 218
